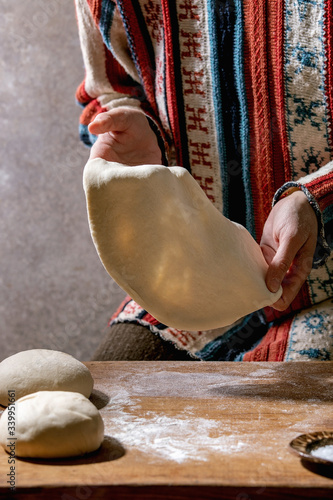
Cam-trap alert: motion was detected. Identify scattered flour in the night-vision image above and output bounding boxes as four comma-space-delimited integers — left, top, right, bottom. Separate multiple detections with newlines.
99, 368, 332, 464
311, 444, 333, 461
248, 368, 275, 378
114, 371, 245, 397
102, 389, 246, 463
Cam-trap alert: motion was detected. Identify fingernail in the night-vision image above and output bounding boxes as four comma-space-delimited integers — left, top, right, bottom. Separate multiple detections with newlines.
269, 278, 281, 293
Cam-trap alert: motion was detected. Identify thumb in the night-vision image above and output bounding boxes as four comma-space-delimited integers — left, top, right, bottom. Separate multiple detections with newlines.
88, 112, 115, 135
88, 107, 135, 135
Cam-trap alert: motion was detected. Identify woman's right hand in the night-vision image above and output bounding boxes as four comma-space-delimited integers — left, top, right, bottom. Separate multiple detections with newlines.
88, 107, 162, 166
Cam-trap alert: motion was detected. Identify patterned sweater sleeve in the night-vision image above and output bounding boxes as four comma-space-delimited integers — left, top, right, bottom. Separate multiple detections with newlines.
273, 161, 333, 267
74, 0, 168, 159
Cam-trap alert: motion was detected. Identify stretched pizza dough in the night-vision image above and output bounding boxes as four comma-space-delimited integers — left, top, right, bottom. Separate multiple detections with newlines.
0, 349, 94, 407
83, 158, 281, 331
0, 391, 104, 458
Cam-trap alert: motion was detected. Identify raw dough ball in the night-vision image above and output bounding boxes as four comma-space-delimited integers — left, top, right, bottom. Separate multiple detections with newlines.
0, 391, 104, 458
0, 350, 94, 407
83, 159, 282, 331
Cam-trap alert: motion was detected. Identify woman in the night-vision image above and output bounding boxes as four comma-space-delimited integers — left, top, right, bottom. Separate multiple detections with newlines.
75, 0, 333, 361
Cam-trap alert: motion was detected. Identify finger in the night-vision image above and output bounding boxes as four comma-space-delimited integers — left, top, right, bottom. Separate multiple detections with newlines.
271, 270, 303, 311
271, 243, 315, 311
265, 235, 300, 293
260, 243, 276, 267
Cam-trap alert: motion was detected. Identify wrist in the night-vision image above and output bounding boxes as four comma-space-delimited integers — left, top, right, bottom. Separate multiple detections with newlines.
273, 181, 330, 268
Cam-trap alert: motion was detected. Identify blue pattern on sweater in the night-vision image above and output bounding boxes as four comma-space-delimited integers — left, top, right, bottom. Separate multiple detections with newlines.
234, 0, 254, 236
99, 0, 116, 52
217, 0, 246, 226
195, 310, 270, 360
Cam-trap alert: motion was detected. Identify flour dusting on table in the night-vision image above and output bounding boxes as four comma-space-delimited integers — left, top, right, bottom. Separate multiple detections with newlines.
102, 389, 246, 463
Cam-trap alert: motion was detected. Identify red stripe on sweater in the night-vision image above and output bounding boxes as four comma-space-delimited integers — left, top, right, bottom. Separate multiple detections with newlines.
75, 79, 93, 105
141, 313, 162, 326
267, 0, 291, 189
87, 0, 102, 24
306, 170, 333, 191
104, 45, 140, 96
243, 316, 293, 361
243, 0, 276, 240
324, 0, 333, 147
305, 171, 333, 211
161, 0, 185, 167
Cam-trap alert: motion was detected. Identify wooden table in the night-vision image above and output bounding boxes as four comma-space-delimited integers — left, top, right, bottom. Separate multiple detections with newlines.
1, 361, 333, 499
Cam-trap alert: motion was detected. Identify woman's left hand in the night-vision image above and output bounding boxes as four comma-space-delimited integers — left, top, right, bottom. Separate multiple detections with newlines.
261, 190, 318, 311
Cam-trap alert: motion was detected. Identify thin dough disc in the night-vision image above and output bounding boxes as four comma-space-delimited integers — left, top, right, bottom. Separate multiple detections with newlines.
83, 159, 282, 331
0, 391, 104, 458
0, 349, 94, 407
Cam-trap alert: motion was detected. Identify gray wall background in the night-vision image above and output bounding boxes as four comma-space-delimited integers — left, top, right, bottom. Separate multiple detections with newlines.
0, 0, 126, 361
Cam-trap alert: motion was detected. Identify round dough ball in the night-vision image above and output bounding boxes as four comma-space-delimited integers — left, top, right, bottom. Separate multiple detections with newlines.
0, 391, 104, 458
0, 350, 94, 407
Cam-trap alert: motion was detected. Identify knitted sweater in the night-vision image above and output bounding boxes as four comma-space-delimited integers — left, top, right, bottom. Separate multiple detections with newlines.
75, 0, 333, 357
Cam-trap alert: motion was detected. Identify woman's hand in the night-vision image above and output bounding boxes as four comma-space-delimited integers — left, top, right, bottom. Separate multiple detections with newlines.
88, 107, 162, 165
261, 190, 318, 311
